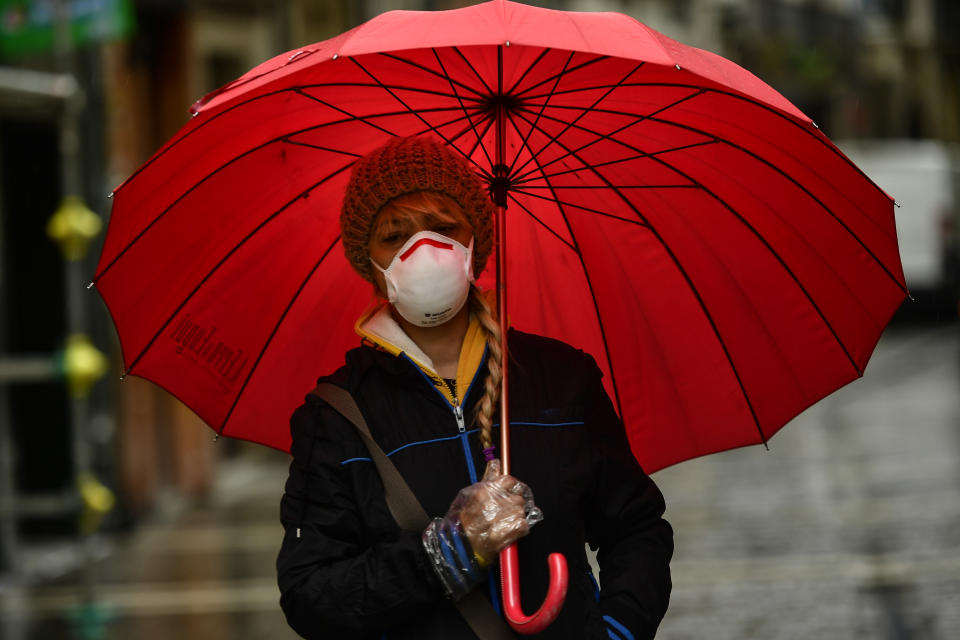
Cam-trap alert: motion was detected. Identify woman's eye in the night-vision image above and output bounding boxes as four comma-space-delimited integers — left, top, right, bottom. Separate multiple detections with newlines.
381, 233, 402, 244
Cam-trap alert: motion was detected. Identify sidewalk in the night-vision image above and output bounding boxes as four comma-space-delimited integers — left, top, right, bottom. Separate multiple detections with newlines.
1, 448, 299, 640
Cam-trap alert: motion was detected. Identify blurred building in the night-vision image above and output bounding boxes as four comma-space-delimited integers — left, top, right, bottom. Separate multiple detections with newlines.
0, 0, 358, 579
0, 0, 957, 583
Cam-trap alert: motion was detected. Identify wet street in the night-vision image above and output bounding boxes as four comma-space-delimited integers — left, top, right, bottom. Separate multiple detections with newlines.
1, 324, 957, 639
655, 324, 960, 639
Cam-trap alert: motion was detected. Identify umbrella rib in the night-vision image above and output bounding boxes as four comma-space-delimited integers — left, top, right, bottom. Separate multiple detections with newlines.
522, 80, 689, 102
512, 54, 609, 100
640, 155, 865, 379
504, 192, 578, 252
521, 81, 710, 102
123, 164, 355, 377
102, 92, 474, 283
117, 81, 482, 192
520, 107, 866, 376
293, 87, 403, 137
507, 50, 578, 178
504, 47, 553, 97
350, 57, 485, 173
514, 140, 717, 185
279, 140, 363, 155
295, 86, 486, 145
192, 50, 323, 111
218, 234, 342, 437
642, 153, 866, 376
519, 184, 696, 190
433, 49, 496, 171
96, 129, 363, 284
511, 61, 646, 182
451, 47, 495, 97
100, 98, 484, 285
519, 103, 906, 312
512, 108, 769, 444
380, 50, 488, 99
511, 187, 650, 227
465, 116, 498, 180
104, 102, 481, 288
523, 81, 897, 224
505, 113, 626, 422
519, 107, 866, 375
301, 80, 485, 103
513, 88, 704, 185
516, 106, 903, 360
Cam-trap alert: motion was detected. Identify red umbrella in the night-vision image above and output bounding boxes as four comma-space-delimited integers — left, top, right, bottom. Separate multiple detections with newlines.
94, 0, 907, 632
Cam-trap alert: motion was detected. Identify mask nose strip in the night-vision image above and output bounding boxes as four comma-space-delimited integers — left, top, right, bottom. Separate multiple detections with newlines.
399, 237, 454, 261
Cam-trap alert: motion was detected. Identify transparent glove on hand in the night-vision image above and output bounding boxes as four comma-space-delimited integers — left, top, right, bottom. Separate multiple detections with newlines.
422, 459, 543, 600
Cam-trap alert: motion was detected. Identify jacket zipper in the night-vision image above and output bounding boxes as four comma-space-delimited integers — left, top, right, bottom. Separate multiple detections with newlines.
452, 397, 479, 483
398, 353, 481, 483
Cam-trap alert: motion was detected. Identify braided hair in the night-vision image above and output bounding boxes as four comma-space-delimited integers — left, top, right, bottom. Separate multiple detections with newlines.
468, 285, 502, 452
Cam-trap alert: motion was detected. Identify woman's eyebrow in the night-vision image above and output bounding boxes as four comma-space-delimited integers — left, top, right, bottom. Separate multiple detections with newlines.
374, 217, 406, 233
424, 209, 460, 224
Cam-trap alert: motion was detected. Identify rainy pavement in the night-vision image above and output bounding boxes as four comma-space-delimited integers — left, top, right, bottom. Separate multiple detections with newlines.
1, 324, 957, 639
654, 323, 960, 639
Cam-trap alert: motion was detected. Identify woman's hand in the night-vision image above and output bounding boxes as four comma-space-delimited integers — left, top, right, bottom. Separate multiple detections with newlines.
459, 459, 540, 565
421, 459, 543, 599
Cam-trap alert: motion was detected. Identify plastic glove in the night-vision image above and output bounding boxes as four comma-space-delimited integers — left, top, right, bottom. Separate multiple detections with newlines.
422, 459, 543, 600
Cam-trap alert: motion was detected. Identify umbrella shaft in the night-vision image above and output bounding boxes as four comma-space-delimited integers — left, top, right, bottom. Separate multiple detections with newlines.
496, 204, 511, 475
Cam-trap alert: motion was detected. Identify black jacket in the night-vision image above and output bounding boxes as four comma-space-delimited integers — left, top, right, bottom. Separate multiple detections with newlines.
277, 330, 672, 639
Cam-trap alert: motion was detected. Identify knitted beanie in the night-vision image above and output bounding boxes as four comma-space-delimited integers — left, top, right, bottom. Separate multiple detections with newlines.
340, 136, 495, 283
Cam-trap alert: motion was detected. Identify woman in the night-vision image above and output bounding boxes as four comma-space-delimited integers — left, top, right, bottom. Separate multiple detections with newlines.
277, 136, 673, 639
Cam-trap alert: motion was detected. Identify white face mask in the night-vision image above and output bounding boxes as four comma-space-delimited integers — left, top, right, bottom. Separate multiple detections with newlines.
371, 230, 475, 327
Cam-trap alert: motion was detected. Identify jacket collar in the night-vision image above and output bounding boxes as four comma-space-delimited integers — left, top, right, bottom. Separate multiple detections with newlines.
353, 302, 488, 406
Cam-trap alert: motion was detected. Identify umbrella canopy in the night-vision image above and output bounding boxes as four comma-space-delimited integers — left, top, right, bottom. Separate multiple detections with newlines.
95, 0, 907, 474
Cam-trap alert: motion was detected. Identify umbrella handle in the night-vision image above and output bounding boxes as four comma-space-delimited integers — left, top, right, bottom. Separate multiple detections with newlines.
500, 544, 569, 634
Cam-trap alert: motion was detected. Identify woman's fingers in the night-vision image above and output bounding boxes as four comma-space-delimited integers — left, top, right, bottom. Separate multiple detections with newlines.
453, 459, 541, 558
482, 458, 502, 480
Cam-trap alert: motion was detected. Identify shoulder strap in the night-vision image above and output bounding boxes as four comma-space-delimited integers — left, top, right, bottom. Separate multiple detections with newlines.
310, 382, 517, 640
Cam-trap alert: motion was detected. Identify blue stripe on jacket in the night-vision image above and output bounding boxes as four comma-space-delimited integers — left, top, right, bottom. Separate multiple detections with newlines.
340, 423, 583, 465
604, 615, 634, 640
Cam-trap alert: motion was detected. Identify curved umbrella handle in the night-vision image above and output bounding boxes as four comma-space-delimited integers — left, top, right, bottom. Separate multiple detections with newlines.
500, 544, 568, 634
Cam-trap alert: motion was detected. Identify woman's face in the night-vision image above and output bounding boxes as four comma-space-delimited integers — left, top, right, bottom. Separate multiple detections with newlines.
367, 192, 474, 297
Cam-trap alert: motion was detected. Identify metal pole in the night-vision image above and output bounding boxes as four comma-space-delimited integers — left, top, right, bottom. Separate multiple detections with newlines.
52, 0, 100, 622
0, 386, 17, 575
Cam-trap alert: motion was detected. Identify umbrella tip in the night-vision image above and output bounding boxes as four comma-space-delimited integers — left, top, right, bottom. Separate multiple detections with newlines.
674, 63, 681, 70
812, 121, 820, 129
86, 281, 95, 290
107, 191, 114, 199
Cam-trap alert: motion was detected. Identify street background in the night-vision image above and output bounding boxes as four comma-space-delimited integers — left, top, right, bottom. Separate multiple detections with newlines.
1, 1, 958, 639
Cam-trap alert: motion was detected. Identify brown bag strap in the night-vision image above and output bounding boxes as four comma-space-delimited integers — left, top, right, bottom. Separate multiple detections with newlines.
310, 383, 516, 640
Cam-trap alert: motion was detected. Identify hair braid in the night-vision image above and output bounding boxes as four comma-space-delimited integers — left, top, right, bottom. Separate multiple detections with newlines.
469, 286, 502, 452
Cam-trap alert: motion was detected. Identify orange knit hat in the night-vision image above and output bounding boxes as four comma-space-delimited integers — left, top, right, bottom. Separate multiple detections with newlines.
340, 136, 495, 283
